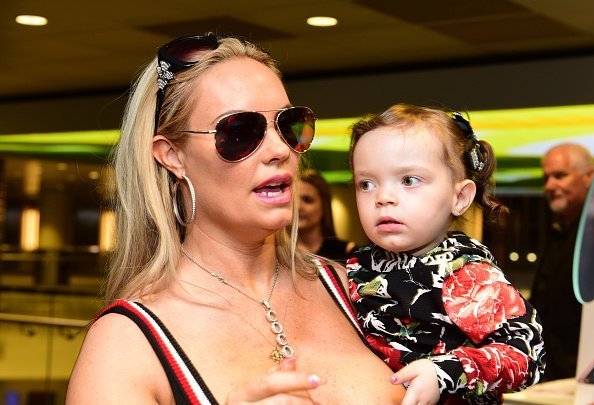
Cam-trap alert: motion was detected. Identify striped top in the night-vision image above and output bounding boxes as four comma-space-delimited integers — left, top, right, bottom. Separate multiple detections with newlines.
96, 259, 363, 405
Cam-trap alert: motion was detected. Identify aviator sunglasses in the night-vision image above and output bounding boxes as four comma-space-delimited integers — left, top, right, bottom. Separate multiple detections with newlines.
155, 34, 316, 162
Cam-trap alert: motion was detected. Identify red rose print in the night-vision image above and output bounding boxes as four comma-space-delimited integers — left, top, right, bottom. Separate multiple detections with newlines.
453, 344, 529, 393
443, 262, 526, 343
349, 279, 362, 302
366, 334, 403, 371
433, 340, 446, 355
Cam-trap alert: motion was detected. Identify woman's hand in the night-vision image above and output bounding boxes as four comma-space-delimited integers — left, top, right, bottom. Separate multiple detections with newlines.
390, 359, 439, 405
226, 356, 323, 404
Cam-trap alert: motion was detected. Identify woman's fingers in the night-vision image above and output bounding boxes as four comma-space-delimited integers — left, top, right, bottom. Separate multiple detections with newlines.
227, 357, 324, 404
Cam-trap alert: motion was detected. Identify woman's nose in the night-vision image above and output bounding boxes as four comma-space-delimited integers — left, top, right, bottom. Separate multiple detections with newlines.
260, 121, 291, 162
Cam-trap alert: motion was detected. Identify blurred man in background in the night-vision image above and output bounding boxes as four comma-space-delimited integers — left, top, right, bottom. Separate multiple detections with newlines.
530, 143, 594, 381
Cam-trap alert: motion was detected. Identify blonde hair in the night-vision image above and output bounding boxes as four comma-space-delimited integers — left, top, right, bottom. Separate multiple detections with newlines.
105, 36, 314, 302
350, 103, 508, 220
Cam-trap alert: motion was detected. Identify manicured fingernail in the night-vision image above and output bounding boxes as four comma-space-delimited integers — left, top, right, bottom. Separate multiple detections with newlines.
390, 375, 398, 384
308, 374, 321, 387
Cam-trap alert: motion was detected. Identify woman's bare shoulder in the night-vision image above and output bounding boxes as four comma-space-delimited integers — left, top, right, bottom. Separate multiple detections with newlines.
81, 310, 150, 349
66, 312, 166, 404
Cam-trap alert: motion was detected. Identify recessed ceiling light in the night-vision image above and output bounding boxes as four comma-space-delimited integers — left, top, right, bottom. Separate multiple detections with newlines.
16, 15, 48, 26
307, 16, 338, 27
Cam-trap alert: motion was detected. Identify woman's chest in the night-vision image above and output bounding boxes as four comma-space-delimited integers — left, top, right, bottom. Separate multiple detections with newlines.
158, 292, 404, 403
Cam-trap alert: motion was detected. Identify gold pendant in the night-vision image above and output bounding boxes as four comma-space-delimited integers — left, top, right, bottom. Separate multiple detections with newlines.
270, 346, 285, 364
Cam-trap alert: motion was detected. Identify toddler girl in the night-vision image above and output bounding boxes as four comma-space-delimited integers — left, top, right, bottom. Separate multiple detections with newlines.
347, 104, 545, 404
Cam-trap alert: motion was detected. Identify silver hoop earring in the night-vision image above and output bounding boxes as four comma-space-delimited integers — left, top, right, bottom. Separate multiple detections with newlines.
172, 175, 196, 226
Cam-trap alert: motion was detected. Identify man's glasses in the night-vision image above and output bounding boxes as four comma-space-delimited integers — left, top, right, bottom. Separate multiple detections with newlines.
177, 106, 316, 162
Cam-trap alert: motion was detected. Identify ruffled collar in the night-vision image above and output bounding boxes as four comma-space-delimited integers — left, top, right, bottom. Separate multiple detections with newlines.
355, 231, 495, 274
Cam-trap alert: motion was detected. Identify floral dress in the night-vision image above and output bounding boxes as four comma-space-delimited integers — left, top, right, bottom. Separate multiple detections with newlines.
347, 232, 545, 404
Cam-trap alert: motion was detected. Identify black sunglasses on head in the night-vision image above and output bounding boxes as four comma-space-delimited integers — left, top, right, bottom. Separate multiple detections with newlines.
155, 35, 220, 131
154, 34, 316, 162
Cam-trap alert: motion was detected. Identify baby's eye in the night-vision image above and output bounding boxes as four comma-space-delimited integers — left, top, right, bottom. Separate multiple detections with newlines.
358, 180, 375, 191
403, 176, 421, 186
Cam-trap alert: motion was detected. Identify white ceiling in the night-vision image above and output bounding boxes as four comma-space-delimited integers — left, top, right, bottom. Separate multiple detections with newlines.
3, 0, 594, 100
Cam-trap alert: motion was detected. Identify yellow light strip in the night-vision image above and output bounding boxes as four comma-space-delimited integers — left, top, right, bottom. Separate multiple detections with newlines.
1, 104, 593, 159
21, 208, 40, 251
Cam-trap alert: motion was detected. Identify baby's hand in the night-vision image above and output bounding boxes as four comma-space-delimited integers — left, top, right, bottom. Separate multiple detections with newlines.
390, 359, 439, 405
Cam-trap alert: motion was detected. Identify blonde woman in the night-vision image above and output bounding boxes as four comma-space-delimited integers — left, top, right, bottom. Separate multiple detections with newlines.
66, 34, 405, 404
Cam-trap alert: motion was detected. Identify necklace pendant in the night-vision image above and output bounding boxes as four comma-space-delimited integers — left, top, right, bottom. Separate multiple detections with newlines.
264, 303, 294, 364
180, 247, 289, 364
270, 346, 285, 364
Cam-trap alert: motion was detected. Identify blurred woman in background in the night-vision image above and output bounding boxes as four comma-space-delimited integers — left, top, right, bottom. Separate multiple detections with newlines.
298, 169, 357, 262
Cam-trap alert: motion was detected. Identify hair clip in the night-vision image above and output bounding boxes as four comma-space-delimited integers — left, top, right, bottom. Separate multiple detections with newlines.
468, 146, 485, 172
451, 112, 485, 172
156, 61, 174, 91
451, 112, 475, 141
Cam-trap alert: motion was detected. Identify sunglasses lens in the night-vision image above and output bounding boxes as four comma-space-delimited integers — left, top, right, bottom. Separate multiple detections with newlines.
215, 112, 267, 161
160, 35, 219, 66
277, 107, 315, 153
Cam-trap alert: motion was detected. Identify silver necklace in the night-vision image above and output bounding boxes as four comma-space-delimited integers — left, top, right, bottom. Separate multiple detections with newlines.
180, 244, 294, 364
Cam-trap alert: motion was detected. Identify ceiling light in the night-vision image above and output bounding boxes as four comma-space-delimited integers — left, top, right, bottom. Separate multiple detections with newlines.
307, 16, 337, 27
16, 15, 48, 26
526, 252, 538, 263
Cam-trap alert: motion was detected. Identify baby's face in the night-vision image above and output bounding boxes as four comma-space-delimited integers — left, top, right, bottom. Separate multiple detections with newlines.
352, 126, 459, 255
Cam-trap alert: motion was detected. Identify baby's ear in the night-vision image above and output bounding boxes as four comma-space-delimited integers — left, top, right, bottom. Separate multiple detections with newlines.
153, 135, 184, 177
452, 179, 476, 216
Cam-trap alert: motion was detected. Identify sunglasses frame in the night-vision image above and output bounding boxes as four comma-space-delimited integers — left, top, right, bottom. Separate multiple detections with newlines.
177, 106, 316, 162
157, 35, 219, 86
154, 35, 220, 134
154, 34, 272, 135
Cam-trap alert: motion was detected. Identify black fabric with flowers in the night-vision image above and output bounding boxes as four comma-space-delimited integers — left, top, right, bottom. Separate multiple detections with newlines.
347, 231, 546, 403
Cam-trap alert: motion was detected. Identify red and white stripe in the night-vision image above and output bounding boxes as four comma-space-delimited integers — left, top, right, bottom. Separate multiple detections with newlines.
313, 258, 365, 337
102, 300, 211, 404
